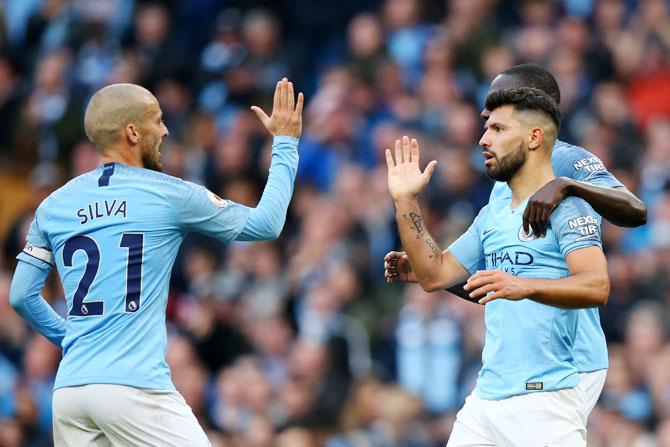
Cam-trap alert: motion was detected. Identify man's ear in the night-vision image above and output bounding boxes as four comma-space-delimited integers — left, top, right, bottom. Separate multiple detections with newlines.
528, 127, 544, 151
125, 123, 140, 145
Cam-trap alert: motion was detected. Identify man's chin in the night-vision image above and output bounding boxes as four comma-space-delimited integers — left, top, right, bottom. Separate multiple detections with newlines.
485, 166, 499, 181
486, 168, 509, 183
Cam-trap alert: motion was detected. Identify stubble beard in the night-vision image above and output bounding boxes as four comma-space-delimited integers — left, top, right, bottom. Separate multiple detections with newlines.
486, 141, 527, 182
140, 139, 163, 172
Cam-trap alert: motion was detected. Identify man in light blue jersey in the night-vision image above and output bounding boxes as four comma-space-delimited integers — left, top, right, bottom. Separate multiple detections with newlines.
9, 78, 303, 446
385, 63, 646, 422
385, 87, 610, 446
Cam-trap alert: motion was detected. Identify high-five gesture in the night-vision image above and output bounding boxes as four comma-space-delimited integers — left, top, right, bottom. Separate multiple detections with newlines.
386, 136, 437, 201
251, 77, 304, 138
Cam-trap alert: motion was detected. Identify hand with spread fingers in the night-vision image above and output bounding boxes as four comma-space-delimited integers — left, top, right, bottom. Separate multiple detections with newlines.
463, 270, 529, 305
522, 177, 569, 237
384, 251, 417, 284
385, 136, 438, 202
251, 77, 304, 138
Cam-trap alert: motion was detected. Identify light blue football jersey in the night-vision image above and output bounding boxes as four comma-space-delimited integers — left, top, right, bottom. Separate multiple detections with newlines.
17, 163, 253, 391
449, 195, 603, 400
488, 139, 613, 375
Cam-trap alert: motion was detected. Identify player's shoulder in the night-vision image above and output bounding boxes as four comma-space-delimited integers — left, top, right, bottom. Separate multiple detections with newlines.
552, 196, 598, 224
36, 170, 97, 214
552, 139, 622, 187
552, 139, 594, 161
551, 139, 605, 169
111, 163, 189, 188
38, 164, 194, 212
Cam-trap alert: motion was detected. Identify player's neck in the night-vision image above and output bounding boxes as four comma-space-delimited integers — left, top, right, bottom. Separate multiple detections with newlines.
99, 146, 143, 168
508, 161, 555, 208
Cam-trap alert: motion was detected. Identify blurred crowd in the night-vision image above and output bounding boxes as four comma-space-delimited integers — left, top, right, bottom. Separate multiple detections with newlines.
0, 0, 670, 446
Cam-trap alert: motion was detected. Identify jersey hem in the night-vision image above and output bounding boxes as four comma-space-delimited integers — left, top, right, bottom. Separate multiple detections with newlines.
54, 377, 175, 391
474, 378, 580, 401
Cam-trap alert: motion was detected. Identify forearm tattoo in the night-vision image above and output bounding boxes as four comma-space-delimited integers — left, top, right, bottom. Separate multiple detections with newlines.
403, 212, 441, 258
407, 212, 425, 238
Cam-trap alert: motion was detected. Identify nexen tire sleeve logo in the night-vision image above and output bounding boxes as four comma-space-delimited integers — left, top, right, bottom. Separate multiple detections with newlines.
568, 215, 599, 241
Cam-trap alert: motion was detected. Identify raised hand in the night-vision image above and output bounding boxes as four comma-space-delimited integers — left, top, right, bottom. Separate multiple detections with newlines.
385, 136, 437, 202
251, 78, 304, 138
384, 251, 417, 283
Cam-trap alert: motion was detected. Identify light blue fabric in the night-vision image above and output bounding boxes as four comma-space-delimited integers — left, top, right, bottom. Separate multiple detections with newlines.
487, 139, 612, 375
448, 196, 604, 400
10, 262, 66, 346
238, 136, 299, 240
14, 136, 298, 391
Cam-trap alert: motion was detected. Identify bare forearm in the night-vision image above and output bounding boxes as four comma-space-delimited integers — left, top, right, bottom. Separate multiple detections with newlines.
566, 179, 647, 227
393, 197, 446, 290
523, 272, 609, 308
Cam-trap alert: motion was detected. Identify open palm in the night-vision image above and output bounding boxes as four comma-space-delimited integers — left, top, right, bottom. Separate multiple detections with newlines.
386, 136, 437, 201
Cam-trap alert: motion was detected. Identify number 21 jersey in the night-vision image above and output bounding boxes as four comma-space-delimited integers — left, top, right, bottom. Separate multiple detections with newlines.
18, 163, 249, 391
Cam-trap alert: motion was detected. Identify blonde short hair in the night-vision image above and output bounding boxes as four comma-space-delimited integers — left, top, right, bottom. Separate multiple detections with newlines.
83, 83, 155, 151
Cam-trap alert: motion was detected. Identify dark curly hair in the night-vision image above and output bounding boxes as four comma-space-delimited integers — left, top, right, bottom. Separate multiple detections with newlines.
501, 63, 561, 105
485, 87, 561, 131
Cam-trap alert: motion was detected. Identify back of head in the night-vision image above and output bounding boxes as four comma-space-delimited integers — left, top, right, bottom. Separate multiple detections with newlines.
84, 83, 155, 152
501, 63, 561, 105
485, 86, 561, 143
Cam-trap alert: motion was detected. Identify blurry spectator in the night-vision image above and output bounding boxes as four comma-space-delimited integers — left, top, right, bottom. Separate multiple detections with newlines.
275, 426, 315, 447
0, 418, 23, 447
396, 284, 461, 414
241, 9, 289, 94
326, 380, 430, 447
22, 49, 84, 165
0, 58, 24, 165
382, 0, 434, 85
73, 20, 121, 91
69, 140, 100, 177
22, 336, 59, 434
347, 13, 388, 78
23, 0, 83, 66
128, 3, 188, 86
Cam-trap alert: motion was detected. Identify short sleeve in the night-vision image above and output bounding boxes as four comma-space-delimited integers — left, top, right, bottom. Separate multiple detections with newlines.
166, 180, 250, 243
550, 197, 603, 258
448, 210, 485, 275
16, 207, 54, 271
552, 141, 623, 189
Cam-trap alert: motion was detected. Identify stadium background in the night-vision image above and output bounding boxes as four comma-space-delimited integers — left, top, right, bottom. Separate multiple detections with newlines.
0, 0, 669, 445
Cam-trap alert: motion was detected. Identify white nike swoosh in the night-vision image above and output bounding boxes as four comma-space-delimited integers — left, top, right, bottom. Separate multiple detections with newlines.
583, 171, 598, 181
